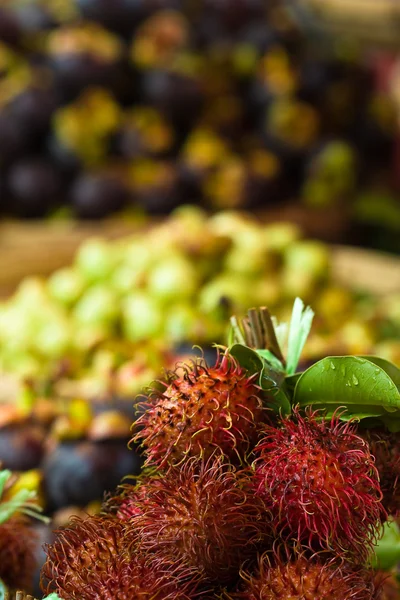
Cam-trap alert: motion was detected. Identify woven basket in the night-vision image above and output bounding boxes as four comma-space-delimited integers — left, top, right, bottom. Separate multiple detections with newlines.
0, 217, 399, 298
0, 219, 138, 298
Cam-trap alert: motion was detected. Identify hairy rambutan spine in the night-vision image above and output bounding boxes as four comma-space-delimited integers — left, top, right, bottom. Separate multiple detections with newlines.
133, 351, 266, 467
107, 455, 271, 584
42, 515, 206, 599
253, 409, 384, 558
0, 518, 38, 592
361, 428, 400, 516
233, 550, 379, 600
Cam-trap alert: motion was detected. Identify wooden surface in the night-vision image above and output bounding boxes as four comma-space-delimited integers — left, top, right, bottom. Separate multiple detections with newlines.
0, 219, 138, 298
331, 245, 400, 295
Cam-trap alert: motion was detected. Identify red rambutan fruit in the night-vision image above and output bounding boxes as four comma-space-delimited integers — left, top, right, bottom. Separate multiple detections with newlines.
0, 517, 38, 592
107, 456, 271, 584
41, 514, 205, 599
231, 552, 378, 600
105, 471, 164, 522
361, 428, 400, 517
253, 409, 384, 557
133, 352, 265, 467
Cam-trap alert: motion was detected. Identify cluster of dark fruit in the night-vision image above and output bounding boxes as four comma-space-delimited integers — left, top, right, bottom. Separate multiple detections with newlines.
0, 398, 144, 515
0, 0, 398, 231
39, 323, 400, 599
0, 394, 146, 596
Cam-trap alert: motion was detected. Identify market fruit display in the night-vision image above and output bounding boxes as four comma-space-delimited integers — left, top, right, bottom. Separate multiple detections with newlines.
0, 207, 399, 516
0, 0, 400, 251
35, 302, 400, 599
0, 207, 399, 391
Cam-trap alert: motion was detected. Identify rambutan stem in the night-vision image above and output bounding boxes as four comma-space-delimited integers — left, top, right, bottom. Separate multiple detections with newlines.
230, 307, 286, 365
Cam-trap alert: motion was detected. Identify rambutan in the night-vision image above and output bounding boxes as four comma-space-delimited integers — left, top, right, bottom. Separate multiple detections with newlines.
41, 514, 205, 599
0, 517, 38, 592
133, 352, 265, 467
106, 471, 164, 522
231, 552, 378, 600
361, 429, 400, 516
253, 409, 384, 557
107, 456, 271, 584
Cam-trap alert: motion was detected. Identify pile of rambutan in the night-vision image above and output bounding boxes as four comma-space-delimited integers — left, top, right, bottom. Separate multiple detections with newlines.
39, 301, 400, 599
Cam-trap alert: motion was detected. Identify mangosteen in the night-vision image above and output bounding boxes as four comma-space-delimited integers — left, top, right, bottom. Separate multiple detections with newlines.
49, 55, 117, 103
7, 158, 63, 218
130, 9, 189, 71
42, 439, 143, 511
239, 21, 279, 54
47, 23, 124, 101
131, 160, 185, 214
261, 97, 320, 188
0, 113, 33, 167
0, 423, 45, 472
13, 3, 57, 35
201, 0, 266, 37
75, 0, 148, 36
46, 134, 82, 181
0, 7, 21, 46
353, 97, 397, 171
141, 69, 204, 132
298, 59, 332, 105
8, 86, 57, 142
69, 173, 130, 219
0, 171, 9, 214
243, 147, 285, 208
115, 107, 176, 160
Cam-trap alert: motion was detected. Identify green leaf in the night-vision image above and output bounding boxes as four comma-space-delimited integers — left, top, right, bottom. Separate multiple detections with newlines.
286, 298, 314, 375
259, 365, 291, 416
256, 349, 285, 372
263, 385, 292, 416
379, 416, 400, 433
229, 344, 264, 376
0, 579, 7, 600
371, 520, 400, 570
229, 344, 291, 415
0, 473, 49, 525
358, 356, 400, 389
0, 489, 36, 524
293, 356, 400, 419
285, 373, 302, 399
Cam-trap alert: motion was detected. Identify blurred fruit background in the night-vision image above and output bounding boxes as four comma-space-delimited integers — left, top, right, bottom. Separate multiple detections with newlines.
0, 0, 400, 250
0, 1, 400, 596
